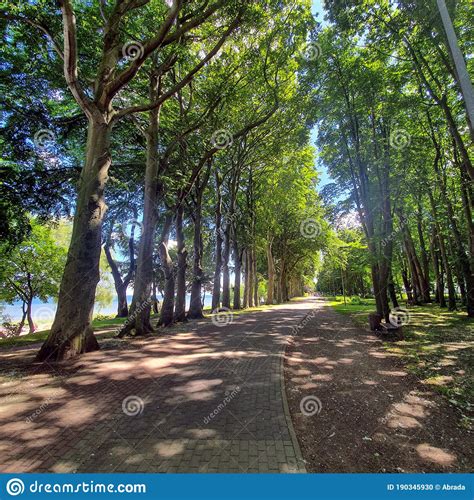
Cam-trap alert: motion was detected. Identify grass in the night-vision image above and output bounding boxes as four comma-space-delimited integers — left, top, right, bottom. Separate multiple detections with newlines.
0, 300, 282, 350
327, 295, 474, 428
0, 316, 127, 349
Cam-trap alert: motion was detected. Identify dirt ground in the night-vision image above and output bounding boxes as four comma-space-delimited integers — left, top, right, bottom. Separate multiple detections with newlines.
284, 298, 473, 472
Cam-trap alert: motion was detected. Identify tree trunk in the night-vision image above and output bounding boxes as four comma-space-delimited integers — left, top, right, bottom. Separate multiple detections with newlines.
174, 203, 188, 322
243, 248, 249, 308
221, 224, 231, 309
104, 245, 129, 317
158, 214, 175, 327
26, 299, 35, 334
212, 175, 223, 311
253, 247, 258, 306
417, 206, 431, 302
37, 119, 110, 361
266, 237, 275, 305
233, 241, 241, 310
431, 226, 446, 307
388, 274, 399, 309
117, 106, 161, 337
17, 302, 27, 335
188, 193, 205, 319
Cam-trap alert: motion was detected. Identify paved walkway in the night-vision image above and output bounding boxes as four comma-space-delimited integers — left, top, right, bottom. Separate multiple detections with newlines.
0, 300, 313, 473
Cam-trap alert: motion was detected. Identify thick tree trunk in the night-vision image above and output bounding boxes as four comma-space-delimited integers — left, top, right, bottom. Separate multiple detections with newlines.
37, 119, 110, 361
117, 106, 161, 337
233, 241, 241, 310
159, 214, 175, 327
174, 204, 188, 322
253, 247, 258, 306
212, 176, 223, 311
417, 207, 431, 302
388, 273, 399, 309
221, 225, 231, 309
266, 238, 275, 305
243, 249, 249, 308
431, 227, 446, 307
188, 194, 205, 319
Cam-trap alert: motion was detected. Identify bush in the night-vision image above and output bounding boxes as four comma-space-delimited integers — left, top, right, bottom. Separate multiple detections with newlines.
350, 296, 362, 305
94, 313, 115, 322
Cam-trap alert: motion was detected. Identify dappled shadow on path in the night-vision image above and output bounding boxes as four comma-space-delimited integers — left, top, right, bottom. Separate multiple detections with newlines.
0, 301, 312, 473
284, 299, 472, 473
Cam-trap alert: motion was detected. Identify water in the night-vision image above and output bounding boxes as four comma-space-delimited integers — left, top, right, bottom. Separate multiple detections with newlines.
1, 294, 214, 327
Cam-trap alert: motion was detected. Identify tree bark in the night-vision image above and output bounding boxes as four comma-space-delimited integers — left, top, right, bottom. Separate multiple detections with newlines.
158, 214, 175, 327
233, 240, 241, 309
211, 173, 222, 311
37, 119, 110, 361
222, 222, 231, 309
266, 237, 275, 305
188, 172, 208, 319
174, 203, 188, 322
26, 299, 35, 334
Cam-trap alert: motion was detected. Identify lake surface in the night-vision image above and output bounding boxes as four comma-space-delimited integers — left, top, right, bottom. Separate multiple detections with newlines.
1, 294, 214, 326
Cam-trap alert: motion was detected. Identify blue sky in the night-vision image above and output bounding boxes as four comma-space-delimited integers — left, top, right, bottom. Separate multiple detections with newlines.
310, 0, 332, 188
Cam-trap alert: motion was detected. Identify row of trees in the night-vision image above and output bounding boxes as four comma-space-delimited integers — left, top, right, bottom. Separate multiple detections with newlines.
1, 0, 326, 361
313, 0, 473, 319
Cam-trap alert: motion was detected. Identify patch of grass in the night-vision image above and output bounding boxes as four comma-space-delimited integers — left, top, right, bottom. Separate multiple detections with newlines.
327, 296, 474, 428
0, 316, 126, 349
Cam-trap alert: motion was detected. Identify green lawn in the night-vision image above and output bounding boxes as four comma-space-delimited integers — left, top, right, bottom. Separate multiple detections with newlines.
328, 296, 474, 429
0, 316, 127, 349
0, 301, 280, 350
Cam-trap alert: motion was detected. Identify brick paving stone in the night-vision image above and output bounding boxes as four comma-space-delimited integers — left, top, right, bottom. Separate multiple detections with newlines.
0, 300, 316, 473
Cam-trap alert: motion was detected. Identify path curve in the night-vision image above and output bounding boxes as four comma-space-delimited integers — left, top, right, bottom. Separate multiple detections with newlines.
0, 299, 314, 473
